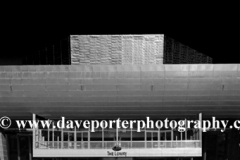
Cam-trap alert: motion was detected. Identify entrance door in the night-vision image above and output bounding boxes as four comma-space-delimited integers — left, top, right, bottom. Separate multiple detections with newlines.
145, 131, 159, 148
76, 131, 89, 149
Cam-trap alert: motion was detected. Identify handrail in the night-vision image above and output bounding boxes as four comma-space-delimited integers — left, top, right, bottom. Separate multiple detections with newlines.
35, 140, 201, 149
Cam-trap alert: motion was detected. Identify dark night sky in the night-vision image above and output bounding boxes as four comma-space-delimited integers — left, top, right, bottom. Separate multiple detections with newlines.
1, 7, 239, 65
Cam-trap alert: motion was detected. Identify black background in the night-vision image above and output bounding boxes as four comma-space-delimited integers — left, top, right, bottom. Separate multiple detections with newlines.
1, 5, 239, 65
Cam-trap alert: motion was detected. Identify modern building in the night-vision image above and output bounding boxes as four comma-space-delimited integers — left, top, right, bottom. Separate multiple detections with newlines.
22, 35, 212, 65
0, 35, 239, 160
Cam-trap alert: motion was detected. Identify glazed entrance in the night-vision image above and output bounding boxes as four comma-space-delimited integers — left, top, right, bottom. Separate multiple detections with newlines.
33, 114, 202, 158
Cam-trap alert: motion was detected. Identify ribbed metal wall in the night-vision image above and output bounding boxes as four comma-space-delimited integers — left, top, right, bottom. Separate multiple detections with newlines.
22, 34, 212, 65
22, 37, 71, 65
164, 36, 212, 64
0, 64, 239, 119
71, 35, 164, 65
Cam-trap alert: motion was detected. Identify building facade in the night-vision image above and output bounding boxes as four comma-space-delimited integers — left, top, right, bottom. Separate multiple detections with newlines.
0, 35, 239, 160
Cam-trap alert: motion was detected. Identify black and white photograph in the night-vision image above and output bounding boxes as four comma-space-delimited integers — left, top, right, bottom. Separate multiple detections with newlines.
0, 5, 239, 160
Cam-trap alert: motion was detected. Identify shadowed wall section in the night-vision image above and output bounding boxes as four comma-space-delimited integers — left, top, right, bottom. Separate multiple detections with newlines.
0, 130, 8, 160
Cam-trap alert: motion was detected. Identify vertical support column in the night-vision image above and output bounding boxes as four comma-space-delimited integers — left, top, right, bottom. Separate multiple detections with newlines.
61, 128, 63, 149
68, 132, 69, 149
130, 127, 132, 148
52, 125, 54, 148
17, 135, 20, 160
144, 127, 146, 148
39, 130, 42, 143
102, 127, 104, 148
81, 132, 83, 149
185, 119, 187, 141
57, 137, 59, 149
199, 113, 202, 148
196, 130, 198, 141
88, 128, 90, 149
32, 113, 36, 151
181, 132, 182, 147
74, 127, 76, 149
48, 127, 50, 149
165, 132, 167, 148
203, 117, 207, 160
32, 113, 37, 158
158, 128, 160, 148
116, 125, 118, 146
175, 134, 177, 148
151, 132, 153, 148
28, 136, 32, 160
193, 129, 195, 140
203, 135, 206, 160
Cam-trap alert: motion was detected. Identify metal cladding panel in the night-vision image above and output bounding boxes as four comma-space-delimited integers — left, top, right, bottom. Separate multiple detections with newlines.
84, 85, 116, 91
0, 64, 240, 119
71, 35, 164, 65
189, 71, 213, 77
188, 83, 222, 90
164, 65, 189, 71
141, 79, 165, 85
238, 65, 240, 77
140, 65, 165, 71
70, 34, 212, 65
164, 84, 188, 90
188, 78, 214, 84
164, 90, 188, 96
164, 78, 188, 84
0, 79, 11, 85
153, 85, 165, 91
213, 64, 238, 71
187, 90, 211, 96
0, 85, 10, 91
189, 64, 214, 71
164, 96, 187, 101
12, 85, 46, 91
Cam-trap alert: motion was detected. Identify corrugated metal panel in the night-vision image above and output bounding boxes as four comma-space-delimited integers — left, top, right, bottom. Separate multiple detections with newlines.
0, 64, 240, 120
